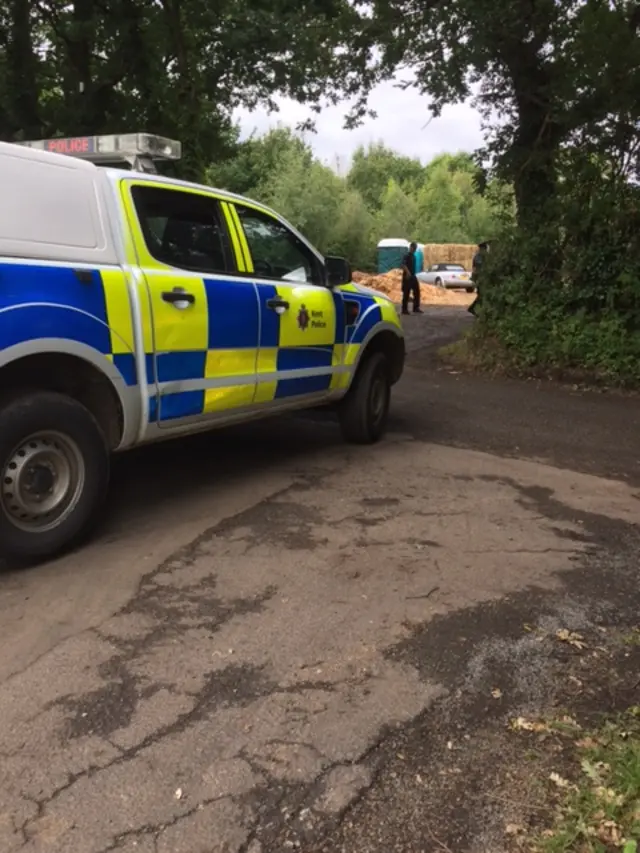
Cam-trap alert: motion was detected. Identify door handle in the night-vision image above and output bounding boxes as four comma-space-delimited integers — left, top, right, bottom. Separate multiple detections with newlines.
161, 287, 195, 306
266, 297, 289, 311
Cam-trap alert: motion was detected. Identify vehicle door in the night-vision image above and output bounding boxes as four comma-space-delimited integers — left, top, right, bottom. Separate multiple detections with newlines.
121, 181, 260, 427
229, 202, 345, 404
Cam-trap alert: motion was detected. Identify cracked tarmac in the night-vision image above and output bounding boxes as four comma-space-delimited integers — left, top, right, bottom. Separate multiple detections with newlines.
0, 307, 639, 852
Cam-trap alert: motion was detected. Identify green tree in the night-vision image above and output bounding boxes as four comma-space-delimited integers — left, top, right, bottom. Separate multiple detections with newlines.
362, 0, 640, 229
254, 144, 344, 252
374, 178, 419, 241
414, 160, 467, 243
327, 188, 375, 270
0, 0, 371, 179
206, 127, 313, 198
209, 127, 374, 267
347, 142, 425, 210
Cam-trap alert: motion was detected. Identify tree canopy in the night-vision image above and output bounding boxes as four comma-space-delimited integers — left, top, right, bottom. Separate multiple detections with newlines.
208, 130, 508, 269
0, 0, 367, 178
361, 0, 640, 226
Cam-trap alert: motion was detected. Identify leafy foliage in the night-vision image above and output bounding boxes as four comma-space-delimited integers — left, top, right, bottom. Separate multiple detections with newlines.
363, 0, 640, 223
356, 0, 640, 382
207, 130, 506, 269
346, 142, 425, 210
475, 145, 640, 382
0, 0, 370, 179
532, 708, 640, 853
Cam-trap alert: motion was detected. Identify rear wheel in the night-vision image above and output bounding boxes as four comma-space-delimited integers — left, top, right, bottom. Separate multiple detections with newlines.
338, 352, 391, 444
466, 286, 474, 293
435, 277, 444, 288
0, 392, 110, 561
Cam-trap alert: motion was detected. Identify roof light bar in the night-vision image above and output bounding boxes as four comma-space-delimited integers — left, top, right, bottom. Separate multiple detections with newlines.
17, 133, 181, 173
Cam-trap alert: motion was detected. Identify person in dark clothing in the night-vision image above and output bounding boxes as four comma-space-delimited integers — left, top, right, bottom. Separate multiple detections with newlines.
401, 242, 422, 315
468, 241, 488, 316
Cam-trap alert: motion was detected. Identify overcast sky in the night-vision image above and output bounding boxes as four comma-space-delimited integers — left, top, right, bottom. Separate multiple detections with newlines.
235, 78, 485, 170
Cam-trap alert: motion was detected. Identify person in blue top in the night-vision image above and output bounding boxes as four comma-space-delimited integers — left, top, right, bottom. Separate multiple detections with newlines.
401, 242, 423, 315
414, 244, 424, 277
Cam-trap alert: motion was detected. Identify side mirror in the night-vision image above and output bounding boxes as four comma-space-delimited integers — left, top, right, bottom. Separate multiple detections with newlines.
325, 255, 352, 288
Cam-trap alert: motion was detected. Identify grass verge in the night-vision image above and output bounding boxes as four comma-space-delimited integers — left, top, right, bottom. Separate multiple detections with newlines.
505, 708, 640, 853
439, 328, 522, 376
438, 329, 640, 393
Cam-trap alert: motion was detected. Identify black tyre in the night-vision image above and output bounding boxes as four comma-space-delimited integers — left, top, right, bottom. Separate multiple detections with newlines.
435, 277, 444, 288
466, 286, 475, 293
0, 392, 110, 561
338, 352, 391, 444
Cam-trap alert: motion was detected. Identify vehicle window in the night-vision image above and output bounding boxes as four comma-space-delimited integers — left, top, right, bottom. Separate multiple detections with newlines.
131, 185, 232, 274
234, 204, 321, 285
445, 264, 465, 271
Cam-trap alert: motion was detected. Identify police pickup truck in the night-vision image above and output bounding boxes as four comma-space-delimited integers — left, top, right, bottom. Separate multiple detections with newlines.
0, 133, 405, 561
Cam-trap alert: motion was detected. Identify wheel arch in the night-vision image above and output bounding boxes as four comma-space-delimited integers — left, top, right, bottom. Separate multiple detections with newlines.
350, 324, 405, 388
0, 340, 140, 450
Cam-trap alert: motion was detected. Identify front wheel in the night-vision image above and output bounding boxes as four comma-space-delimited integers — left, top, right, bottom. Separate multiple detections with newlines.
0, 392, 110, 562
338, 352, 391, 444
466, 286, 475, 293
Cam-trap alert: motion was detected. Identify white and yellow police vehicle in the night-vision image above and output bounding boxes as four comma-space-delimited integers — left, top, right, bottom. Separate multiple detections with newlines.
0, 133, 405, 561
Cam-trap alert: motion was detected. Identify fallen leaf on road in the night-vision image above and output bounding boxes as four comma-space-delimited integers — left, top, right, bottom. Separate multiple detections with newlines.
549, 772, 572, 789
556, 629, 587, 650
175, 788, 183, 800
511, 717, 549, 733
598, 820, 623, 846
491, 688, 503, 699
505, 824, 525, 836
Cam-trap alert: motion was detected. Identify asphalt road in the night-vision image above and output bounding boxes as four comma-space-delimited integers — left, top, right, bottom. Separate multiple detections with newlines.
0, 307, 639, 853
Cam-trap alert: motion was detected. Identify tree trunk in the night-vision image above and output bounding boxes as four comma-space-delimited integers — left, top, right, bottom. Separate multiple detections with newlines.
509, 62, 562, 229
7, 0, 41, 139
64, 0, 95, 133
502, 43, 564, 286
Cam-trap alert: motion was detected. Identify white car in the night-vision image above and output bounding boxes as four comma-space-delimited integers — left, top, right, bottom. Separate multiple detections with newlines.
419, 263, 475, 292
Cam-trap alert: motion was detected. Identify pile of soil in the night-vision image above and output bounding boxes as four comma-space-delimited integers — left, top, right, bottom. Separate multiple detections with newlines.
353, 269, 475, 307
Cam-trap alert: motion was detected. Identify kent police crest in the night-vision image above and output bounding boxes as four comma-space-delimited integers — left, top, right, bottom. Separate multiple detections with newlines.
297, 304, 310, 331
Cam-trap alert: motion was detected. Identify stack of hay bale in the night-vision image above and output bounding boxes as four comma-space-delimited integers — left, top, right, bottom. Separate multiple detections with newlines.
418, 243, 475, 272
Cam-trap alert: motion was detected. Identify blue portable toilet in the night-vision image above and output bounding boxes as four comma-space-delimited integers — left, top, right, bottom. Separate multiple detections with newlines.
377, 238, 409, 273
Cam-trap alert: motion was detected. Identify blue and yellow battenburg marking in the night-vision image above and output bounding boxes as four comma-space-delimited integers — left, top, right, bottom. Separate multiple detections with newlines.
148, 277, 354, 420
0, 260, 138, 382
0, 259, 398, 424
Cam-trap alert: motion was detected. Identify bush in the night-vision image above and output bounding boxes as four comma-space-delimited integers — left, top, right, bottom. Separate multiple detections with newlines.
475, 162, 640, 384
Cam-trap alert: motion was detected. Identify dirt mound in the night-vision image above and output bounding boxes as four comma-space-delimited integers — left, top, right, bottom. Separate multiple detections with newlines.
352, 270, 474, 307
